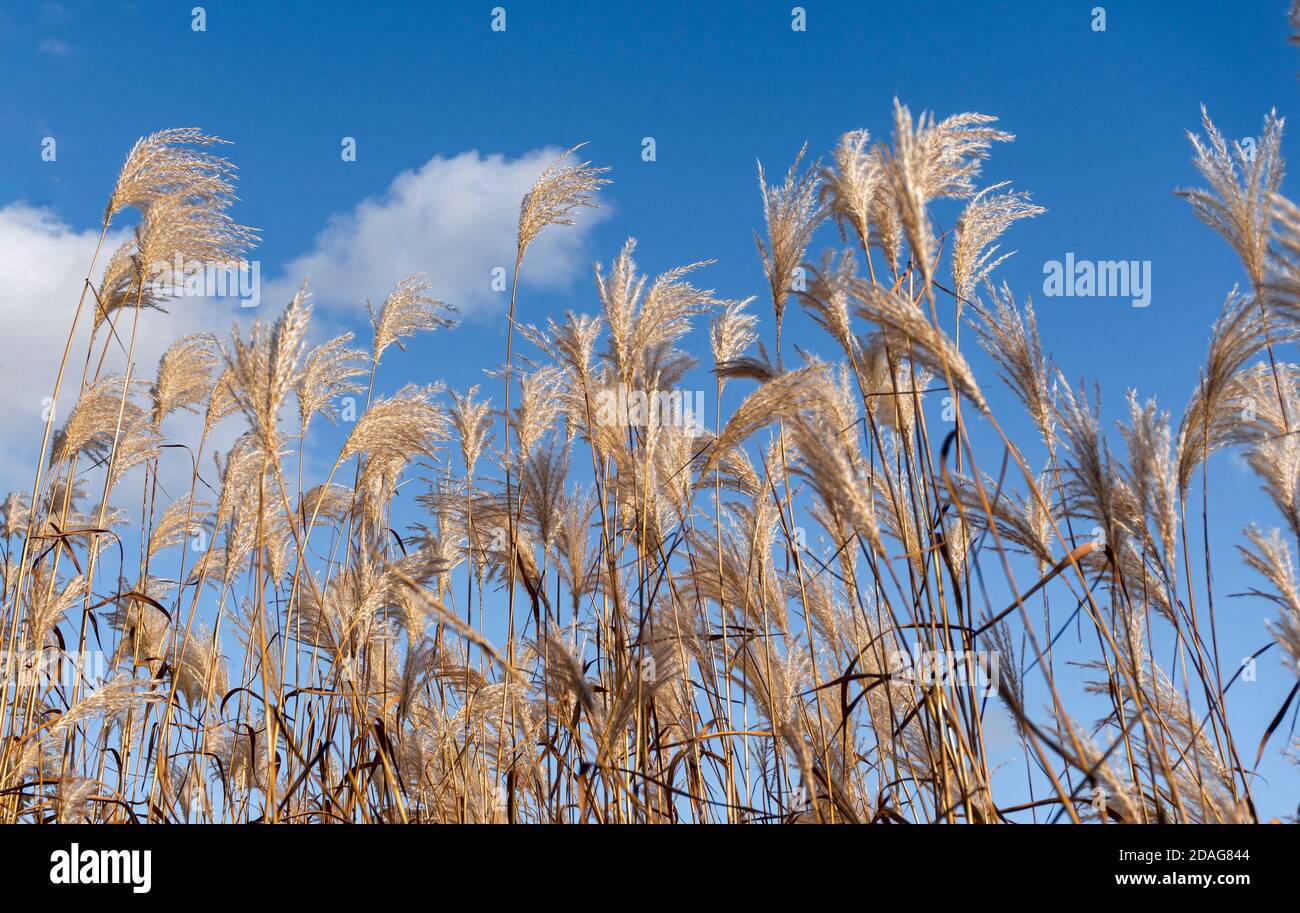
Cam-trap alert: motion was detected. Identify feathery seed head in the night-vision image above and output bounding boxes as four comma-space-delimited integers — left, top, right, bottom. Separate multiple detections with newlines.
517, 144, 611, 261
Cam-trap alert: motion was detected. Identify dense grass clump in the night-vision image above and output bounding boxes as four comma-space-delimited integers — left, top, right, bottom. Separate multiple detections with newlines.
2, 82, 1298, 824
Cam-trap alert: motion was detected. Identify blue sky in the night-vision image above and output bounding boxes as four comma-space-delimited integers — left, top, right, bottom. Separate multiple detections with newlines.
2, 0, 1299, 817
4, 1, 1295, 402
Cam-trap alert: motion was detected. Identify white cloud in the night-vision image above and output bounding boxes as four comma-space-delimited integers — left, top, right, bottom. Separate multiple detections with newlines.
0, 146, 609, 497
267, 147, 610, 320
0, 204, 231, 491
37, 37, 71, 57
0, 203, 121, 482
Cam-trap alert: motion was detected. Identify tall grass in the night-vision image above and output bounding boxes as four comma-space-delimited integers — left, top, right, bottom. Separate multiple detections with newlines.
1, 88, 1298, 824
